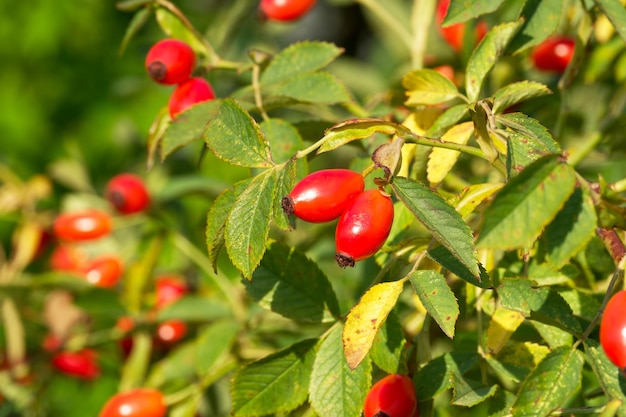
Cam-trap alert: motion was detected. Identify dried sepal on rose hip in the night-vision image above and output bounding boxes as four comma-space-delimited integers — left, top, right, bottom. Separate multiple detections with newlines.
335, 188, 394, 268
99, 388, 166, 417
600, 290, 626, 373
259, 0, 317, 22
364, 373, 418, 417
282, 169, 365, 223
145, 39, 195, 85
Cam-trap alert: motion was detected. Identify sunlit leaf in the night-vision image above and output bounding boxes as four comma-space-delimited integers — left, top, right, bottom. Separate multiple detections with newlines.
492, 81, 552, 114
162, 99, 221, 159
584, 339, 626, 417
261, 41, 343, 85
318, 119, 410, 154
507, 0, 564, 53
409, 270, 459, 338
427, 121, 474, 184
444, 0, 506, 25
595, 0, 626, 42
403, 69, 462, 106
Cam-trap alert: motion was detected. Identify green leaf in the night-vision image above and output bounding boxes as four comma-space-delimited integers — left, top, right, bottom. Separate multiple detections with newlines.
231, 339, 318, 417
225, 169, 276, 279
392, 177, 480, 278
274, 72, 351, 105
205, 181, 249, 272
155, 7, 204, 52
246, 241, 340, 323
511, 347, 584, 417
428, 245, 491, 288
370, 310, 407, 375
444, 0, 506, 25
507, 0, 564, 53
318, 119, 410, 154
466, 20, 524, 101
496, 278, 583, 336
146, 342, 196, 387
584, 339, 626, 417
156, 296, 232, 322
403, 69, 462, 106
261, 41, 343, 85
343, 280, 404, 370
309, 325, 371, 417
595, 0, 626, 43
543, 186, 597, 268
487, 342, 550, 384
161, 99, 221, 159
204, 99, 273, 168
415, 352, 481, 400
118, 7, 151, 55
453, 182, 504, 220
451, 374, 498, 407
476, 155, 577, 250
409, 270, 459, 338
426, 104, 470, 138
195, 320, 239, 376
492, 81, 552, 114
272, 160, 297, 231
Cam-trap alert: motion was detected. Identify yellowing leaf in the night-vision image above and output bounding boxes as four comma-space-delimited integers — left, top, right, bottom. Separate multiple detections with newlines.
342, 280, 404, 370
427, 122, 474, 184
486, 306, 525, 355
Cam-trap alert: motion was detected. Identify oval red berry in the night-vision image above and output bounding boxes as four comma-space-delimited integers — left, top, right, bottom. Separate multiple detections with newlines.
145, 39, 195, 85
600, 290, 626, 372
99, 388, 166, 417
335, 189, 394, 267
531, 36, 575, 73
168, 77, 216, 118
155, 275, 188, 309
52, 349, 100, 380
81, 255, 123, 288
282, 169, 364, 223
156, 320, 187, 345
364, 374, 418, 417
53, 210, 113, 241
105, 173, 151, 215
260, 0, 316, 21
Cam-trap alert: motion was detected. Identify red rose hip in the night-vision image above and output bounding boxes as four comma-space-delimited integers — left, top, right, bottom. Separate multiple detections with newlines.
145, 39, 195, 85
335, 188, 394, 267
168, 77, 216, 118
282, 169, 365, 223
105, 173, 151, 214
531, 36, 575, 73
600, 290, 626, 372
53, 210, 112, 241
436, 0, 487, 51
81, 255, 124, 288
364, 374, 418, 417
99, 388, 166, 417
260, 0, 316, 21
52, 349, 100, 380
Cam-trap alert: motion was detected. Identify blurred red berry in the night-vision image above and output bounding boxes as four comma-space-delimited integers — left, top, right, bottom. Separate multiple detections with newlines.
53, 210, 112, 241
80, 255, 124, 288
105, 174, 151, 215
531, 36, 575, 73
99, 388, 166, 417
52, 349, 100, 380
155, 275, 187, 309
260, 0, 316, 21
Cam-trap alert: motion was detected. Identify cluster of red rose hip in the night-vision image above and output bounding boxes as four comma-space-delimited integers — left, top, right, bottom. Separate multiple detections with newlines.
282, 169, 394, 268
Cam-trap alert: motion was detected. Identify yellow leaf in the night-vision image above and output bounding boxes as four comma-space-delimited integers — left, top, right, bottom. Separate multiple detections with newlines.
427, 122, 474, 184
399, 108, 444, 177
486, 306, 525, 355
343, 280, 404, 370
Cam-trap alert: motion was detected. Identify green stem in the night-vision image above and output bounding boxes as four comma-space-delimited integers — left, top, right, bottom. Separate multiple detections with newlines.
1, 298, 27, 380
410, 0, 435, 69
402, 132, 490, 161
252, 63, 269, 121
355, 0, 414, 53
118, 331, 152, 391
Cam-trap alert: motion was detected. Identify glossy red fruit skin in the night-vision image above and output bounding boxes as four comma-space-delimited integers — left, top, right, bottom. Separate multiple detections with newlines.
282, 169, 365, 223
168, 77, 215, 118
436, 0, 487, 51
99, 388, 166, 417
600, 290, 626, 371
531, 36, 575, 73
335, 189, 394, 267
81, 255, 123, 288
52, 349, 100, 380
53, 210, 113, 241
260, 0, 316, 21
156, 320, 187, 345
105, 174, 151, 215
145, 39, 195, 85
49, 244, 87, 272
155, 275, 187, 309
364, 374, 418, 417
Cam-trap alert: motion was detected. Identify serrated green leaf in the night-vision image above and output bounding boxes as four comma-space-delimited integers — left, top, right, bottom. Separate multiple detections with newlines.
318, 119, 410, 154
272, 160, 297, 231
511, 347, 584, 417
492, 81, 552, 114
451, 374, 498, 407
310, 325, 371, 417
496, 278, 582, 335
119, 7, 151, 55
204, 99, 273, 168
595, 0, 626, 43
392, 177, 480, 278
246, 241, 340, 323
428, 245, 491, 288
584, 339, 626, 417
343, 280, 404, 370
162, 99, 221, 159
427, 121, 474, 184
485, 306, 526, 355
206, 181, 250, 272
476, 155, 576, 250
156, 296, 232, 322
444, 0, 506, 25
261, 41, 343, 85
370, 310, 407, 375
274, 72, 351, 105
225, 169, 276, 279
409, 270, 459, 338
195, 320, 239, 376
403, 69, 462, 106
426, 104, 470, 138
507, 0, 564, 54
466, 20, 524, 101
487, 342, 550, 383
231, 339, 318, 417
415, 352, 481, 400
544, 186, 597, 268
